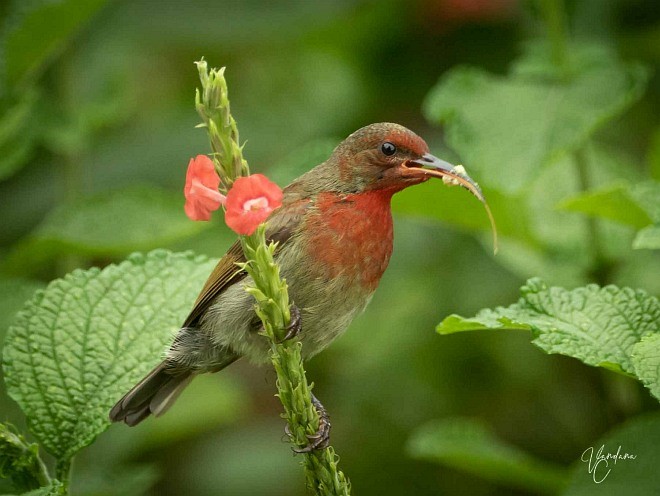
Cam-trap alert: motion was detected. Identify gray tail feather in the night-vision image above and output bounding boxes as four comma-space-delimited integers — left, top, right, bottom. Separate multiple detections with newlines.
109, 362, 193, 426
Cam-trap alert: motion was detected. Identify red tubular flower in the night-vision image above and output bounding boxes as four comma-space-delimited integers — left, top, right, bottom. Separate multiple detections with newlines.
224, 174, 283, 235
184, 155, 226, 221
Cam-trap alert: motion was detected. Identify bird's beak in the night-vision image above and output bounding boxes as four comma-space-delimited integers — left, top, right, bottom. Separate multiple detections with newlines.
406, 153, 485, 203
403, 153, 498, 254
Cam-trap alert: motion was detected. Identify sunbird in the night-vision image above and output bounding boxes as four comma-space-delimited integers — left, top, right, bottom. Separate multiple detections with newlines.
110, 123, 491, 450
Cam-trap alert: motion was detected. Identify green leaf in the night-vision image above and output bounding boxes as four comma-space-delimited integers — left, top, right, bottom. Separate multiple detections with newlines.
632, 181, 660, 219
559, 183, 653, 229
632, 334, 660, 401
633, 225, 660, 250
560, 180, 660, 251
0, 479, 63, 496
0, 423, 49, 492
437, 278, 660, 377
423, 46, 648, 193
563, 413, 660, 494
406, 418, 568, 494
0, 91, 39, 181
1, 186, 210, 276
1, 0, 109, 88
2, 250, 216, 460
393, 181, 535, 243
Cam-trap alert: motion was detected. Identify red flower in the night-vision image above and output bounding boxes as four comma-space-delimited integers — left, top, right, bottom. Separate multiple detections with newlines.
184, 155, 226, 221
225, 174, 283, 235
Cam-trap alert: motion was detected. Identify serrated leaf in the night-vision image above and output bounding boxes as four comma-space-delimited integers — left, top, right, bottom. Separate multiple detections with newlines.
437, 278, 660, 377
2, 250, 216, 460
1, 0, 108, 88
423, 47, 647, 193
406, 418, 568, 494
0, 479, 63, 496
563, 413, 660, 494
1, 186, 209, 276
632, 334, 660, 401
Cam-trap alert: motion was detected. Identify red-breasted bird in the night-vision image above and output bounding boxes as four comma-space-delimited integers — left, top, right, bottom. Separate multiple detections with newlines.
110, 123, 490, 447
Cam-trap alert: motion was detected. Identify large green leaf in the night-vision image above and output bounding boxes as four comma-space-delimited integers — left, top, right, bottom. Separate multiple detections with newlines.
1, 186, 210, 276
437, 279, 660, 379
2, 250, 216, 460
1, 0, 109, 88
423, 45, 647, 193
563, 413, 660, 494
406, 418, 568, 494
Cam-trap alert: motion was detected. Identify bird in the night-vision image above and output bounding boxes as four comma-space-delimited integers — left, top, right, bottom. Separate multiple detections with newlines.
109, 122, 489, 448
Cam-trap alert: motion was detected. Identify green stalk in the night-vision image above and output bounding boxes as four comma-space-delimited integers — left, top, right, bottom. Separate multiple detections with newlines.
539, 0, 569, 77
242, 229, 350, 495
574, 147, 611, 285
55, 458, 71, 493
538, 1, 612, 284
195, 61, 350, 495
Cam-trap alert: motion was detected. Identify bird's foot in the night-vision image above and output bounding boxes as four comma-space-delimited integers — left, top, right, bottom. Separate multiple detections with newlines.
290, 393, 331, 453
275, 304, 302, 343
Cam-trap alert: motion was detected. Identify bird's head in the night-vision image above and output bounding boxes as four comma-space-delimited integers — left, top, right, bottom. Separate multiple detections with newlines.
328, 122, 486, 203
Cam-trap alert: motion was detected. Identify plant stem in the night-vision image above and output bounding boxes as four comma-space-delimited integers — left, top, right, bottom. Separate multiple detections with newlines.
539, 0, 570, 77
241, 229, 351, 495
539, 0, 611, 284
34, 454, 50, 488
574, 148, 613, 285
55, 458, 71, 492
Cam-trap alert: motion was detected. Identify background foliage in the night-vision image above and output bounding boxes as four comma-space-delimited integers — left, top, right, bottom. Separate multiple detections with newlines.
0, 0, 659, 494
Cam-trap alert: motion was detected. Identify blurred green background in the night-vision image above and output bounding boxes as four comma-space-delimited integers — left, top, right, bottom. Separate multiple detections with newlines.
1, 0, 659, 494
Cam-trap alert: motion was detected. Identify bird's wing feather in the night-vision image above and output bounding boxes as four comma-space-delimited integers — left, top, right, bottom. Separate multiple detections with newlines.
181, 197, 311, 328
182, 240, 246, 328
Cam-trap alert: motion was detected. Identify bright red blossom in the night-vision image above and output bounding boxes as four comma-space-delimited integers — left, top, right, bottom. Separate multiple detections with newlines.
225, 174, 283, 235
184, 155, 226, 221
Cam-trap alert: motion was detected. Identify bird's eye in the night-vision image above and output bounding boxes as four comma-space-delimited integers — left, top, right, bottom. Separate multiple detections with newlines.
380, 142, 397, 156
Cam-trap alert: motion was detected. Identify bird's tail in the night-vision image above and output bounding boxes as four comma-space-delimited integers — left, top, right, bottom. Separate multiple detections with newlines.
109, 362, 195, 426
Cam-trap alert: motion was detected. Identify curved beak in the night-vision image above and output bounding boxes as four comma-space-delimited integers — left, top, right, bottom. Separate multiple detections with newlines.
405, 153, 498, 254
408, 153, 485, 203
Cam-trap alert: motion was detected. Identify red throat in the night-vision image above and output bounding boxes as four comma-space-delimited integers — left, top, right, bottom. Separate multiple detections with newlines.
305, 189, 395, 291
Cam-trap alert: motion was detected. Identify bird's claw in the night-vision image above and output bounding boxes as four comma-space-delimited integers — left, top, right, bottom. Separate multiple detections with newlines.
291, 394, 331, 453
276, 304, 302, 343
